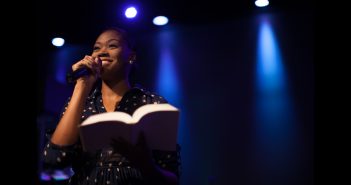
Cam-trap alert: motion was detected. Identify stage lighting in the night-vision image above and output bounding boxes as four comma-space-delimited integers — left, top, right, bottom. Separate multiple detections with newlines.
153, 16, 169, 26
52, 37, 65, 47
125, 7, 137, 18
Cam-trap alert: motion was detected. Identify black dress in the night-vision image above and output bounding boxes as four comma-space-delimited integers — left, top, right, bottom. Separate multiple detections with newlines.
43, 85, 181, 185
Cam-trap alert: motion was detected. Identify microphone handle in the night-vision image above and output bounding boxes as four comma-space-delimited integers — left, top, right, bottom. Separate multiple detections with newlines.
66, 67, 91, 84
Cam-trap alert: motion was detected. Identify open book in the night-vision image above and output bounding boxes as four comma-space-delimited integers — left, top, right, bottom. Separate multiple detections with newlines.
78, 103, 180, 153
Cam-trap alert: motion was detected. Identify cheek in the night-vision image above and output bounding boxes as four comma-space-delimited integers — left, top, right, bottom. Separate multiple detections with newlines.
115, 52, 129, 61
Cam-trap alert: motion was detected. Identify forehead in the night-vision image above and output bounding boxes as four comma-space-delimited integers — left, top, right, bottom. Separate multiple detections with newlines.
96, 30, 123, 42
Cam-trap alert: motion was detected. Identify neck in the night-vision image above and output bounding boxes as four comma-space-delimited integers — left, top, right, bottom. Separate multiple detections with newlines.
101, 79, 131, 98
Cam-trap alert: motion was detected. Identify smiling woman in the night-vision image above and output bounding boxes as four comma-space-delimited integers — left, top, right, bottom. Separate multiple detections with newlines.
42, 27, 181, 185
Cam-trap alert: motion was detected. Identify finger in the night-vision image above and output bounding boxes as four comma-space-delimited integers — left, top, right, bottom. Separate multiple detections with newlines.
84, 55, 94, 61
83, 58, 94, 67
72, 60, 87, 71
80, 55, 94, 66
96, 57, 102, 72
80, 59, 99, 77
98, 57, 102, 68
73, 59, 91, 70
92, 57, 102, 78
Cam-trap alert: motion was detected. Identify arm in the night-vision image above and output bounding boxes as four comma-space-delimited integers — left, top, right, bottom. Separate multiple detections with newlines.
43, 56, 101, 167
50, 82, 93, 145
42, 82, 92, 168
51, 55, 100, 145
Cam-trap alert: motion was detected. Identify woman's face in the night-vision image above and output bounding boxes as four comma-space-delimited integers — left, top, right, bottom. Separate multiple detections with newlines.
92, 30, 133, 80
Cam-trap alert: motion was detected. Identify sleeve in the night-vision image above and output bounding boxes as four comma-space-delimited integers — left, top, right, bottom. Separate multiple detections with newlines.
42, 138, 80, 169
42, 97, 81, 169
147, 93, 168, 104
152, 144, 182, 178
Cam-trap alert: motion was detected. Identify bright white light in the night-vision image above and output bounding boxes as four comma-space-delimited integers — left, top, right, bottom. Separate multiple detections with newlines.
52, 37, 65, 47
153, 16, 169, 26
125, 7, 137, 18
255, 0, 269, 7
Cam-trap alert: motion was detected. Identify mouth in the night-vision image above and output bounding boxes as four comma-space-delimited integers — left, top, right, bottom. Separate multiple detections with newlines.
100, 59, 113, 66
100, 59, 113, 62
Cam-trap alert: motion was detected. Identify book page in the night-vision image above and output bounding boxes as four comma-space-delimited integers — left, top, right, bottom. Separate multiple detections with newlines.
132, 110, 179, 151
79, 103, 180, 153
131, 104, 178, 123
80, 111, 133, 126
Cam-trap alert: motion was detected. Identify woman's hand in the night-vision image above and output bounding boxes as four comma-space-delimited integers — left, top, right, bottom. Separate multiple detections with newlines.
72, 55, 102, 86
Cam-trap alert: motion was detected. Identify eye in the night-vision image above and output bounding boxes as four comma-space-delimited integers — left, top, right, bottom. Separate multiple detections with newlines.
93, 46, 100, 51
109, 44, 119, 48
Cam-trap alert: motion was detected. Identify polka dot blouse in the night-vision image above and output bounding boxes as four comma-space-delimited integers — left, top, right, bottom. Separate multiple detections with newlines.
43, 85, 181, 185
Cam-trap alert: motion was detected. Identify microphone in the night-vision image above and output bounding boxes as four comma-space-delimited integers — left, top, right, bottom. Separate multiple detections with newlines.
66, 67, 92, 83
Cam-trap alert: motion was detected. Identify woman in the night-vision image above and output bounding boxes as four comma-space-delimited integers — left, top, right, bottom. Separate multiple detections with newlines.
43, 27, 181, 185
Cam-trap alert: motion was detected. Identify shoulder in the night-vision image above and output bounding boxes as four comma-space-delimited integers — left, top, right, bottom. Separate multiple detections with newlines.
129, 85, 168, 104
116, 85, 167, 114
117, 85, 168, 109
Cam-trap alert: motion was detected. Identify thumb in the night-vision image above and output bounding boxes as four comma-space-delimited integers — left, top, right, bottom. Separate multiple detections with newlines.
94, 57, 102, 78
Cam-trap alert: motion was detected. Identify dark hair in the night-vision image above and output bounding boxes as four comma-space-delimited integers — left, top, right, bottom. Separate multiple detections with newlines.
101, 27, 136, 51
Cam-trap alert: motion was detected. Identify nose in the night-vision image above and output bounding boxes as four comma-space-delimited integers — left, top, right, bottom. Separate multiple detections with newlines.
98, 52, 109, 58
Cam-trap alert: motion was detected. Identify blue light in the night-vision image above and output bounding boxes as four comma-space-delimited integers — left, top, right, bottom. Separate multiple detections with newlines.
40, 172, 51, 181
52, 37, 65, 47
125, 7, 137, 18
253, 16, 298, 178
53, 47, 71, 84
157, 49, 177, 99
153, 16, 169, 26
156, 30, 179, 104
154, 29, 190, 184
255, 0, 269, 7
51, 170, 69, 181
256, 21, 284, 92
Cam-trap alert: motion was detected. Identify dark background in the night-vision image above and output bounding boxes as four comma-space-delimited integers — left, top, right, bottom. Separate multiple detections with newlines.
35, 0, 315, 184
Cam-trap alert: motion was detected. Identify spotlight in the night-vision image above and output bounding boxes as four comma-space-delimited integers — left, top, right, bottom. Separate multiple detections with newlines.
255, 0, 269, 7
125, 7, 137, 18
153, 16, 169, 26
52, 37, 65, 47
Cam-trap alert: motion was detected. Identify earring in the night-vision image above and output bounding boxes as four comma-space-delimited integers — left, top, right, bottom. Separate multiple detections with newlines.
129, 60, 134, 64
